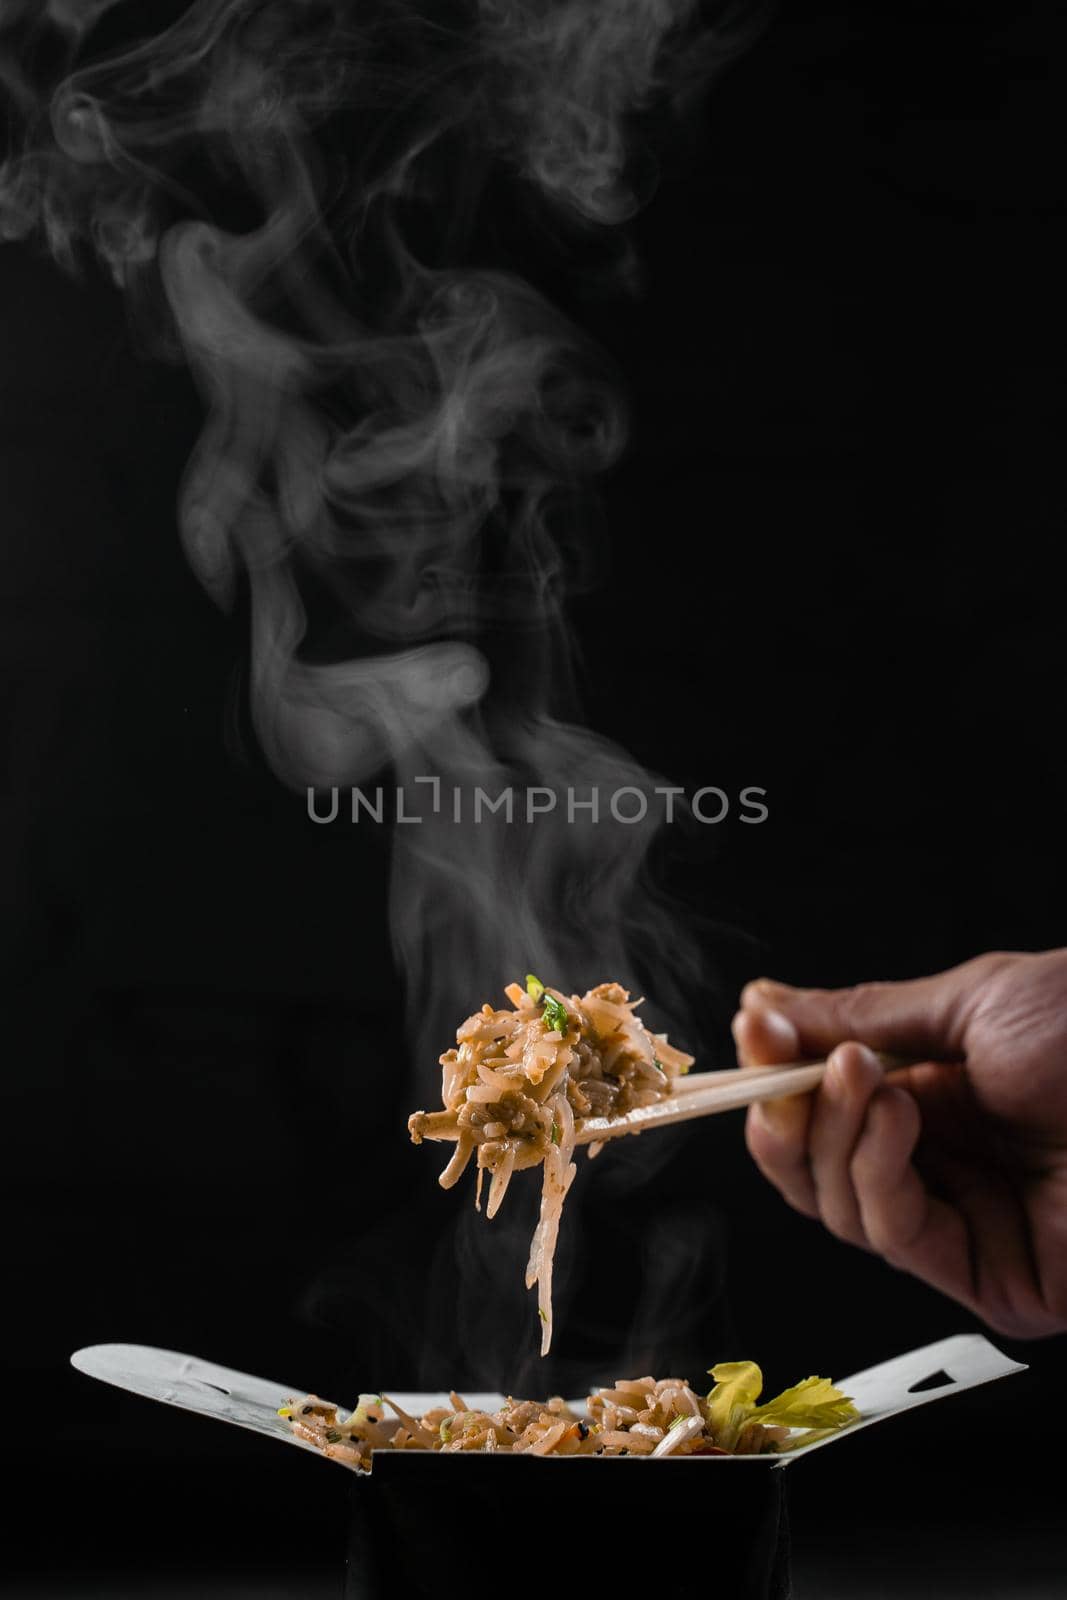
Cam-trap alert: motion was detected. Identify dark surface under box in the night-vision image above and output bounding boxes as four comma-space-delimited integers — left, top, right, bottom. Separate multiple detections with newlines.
345, 1452, 792, 1599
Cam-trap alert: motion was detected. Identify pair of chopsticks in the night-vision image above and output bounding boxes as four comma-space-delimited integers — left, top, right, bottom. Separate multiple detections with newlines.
413, 1054, 902, 1148
576, 1059, 838, 1144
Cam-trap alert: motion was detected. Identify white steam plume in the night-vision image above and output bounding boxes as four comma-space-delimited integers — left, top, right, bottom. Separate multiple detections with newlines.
0, 0, 756, 1077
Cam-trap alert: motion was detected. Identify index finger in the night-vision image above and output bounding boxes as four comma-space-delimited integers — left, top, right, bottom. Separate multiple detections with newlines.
733, 1003, 818, 1205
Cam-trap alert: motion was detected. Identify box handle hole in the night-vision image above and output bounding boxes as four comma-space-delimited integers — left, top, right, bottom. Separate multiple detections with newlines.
907, 1369, 954, 1393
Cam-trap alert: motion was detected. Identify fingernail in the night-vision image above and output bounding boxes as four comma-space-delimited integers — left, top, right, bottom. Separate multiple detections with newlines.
759, 1007, 799, 1051
826, 1043, 880, 1095
752, 977, 796, 998
742, 979, 776, 1009
824, 1048, 847, 1093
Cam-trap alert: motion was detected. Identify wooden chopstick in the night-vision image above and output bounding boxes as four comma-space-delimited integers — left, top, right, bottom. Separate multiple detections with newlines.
574, 1061, 827, 1143
410, 1055, 903, 1149
667, 1064, 789, 1094
576, 1052, 907, 1144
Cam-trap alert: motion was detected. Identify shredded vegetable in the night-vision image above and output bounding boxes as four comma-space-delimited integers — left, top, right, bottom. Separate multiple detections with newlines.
282, 1368, 859, 1472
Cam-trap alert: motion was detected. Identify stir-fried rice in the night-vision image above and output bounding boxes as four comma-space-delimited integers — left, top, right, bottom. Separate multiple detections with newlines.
408, 978, 694, 1353
280, 1365, 859, 1472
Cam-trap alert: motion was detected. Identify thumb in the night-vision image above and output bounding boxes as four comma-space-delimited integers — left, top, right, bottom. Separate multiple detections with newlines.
740, 966, 976, 1062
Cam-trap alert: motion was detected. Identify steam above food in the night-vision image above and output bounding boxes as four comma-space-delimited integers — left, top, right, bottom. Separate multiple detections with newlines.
280, 1362, 859, 1469
408, 976, 694, 1353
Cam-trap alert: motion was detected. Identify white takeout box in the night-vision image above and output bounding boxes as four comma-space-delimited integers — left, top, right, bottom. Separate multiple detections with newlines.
71, 1336, 1027, 1600
71, 1332, 1025, 1468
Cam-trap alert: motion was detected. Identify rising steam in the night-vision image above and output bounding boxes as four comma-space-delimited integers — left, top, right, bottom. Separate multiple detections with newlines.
0, 0, 751, 1079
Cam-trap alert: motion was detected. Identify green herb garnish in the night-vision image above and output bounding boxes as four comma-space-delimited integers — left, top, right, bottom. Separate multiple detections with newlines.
551, 1122, 560, 1145
525, 974, 569, 1033
439, 1420, 453, 1443
705, 1363, 859, 1452
538, 1308, 548, 1324
542, 993, 569, 1033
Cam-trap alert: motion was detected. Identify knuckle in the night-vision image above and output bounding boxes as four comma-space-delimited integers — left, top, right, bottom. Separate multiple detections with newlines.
835, 981, 886, 1028
986, 1278, 1067, 1339
865, 1224, 908, 1265
962, 951, 1015, 988
744, 1111, 771, 1161
848, 1147, 873, 1192
766, 1169, 802, 1208
980, 1305, 1046, 1341
817, 1196, 863, 1245
862, 1208, 922, 1266
781, 1183, 820, 1221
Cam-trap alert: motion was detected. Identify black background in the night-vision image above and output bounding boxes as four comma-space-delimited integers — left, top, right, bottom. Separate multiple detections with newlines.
3, 2, 1066, 1595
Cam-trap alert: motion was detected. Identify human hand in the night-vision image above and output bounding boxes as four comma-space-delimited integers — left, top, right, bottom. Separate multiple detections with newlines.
735, 951, 1067, 1338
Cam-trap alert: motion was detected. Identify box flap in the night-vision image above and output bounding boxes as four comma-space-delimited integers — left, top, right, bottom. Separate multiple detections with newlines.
774, 1333, 1027, 1463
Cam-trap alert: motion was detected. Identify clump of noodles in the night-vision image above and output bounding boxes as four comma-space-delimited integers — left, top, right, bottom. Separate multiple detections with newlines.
408, 976, 694, 1353
280, 1364, 860, 1470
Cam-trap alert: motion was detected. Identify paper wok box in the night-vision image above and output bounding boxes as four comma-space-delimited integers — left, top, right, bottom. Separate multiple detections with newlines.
71, 1334, 1025, 1600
